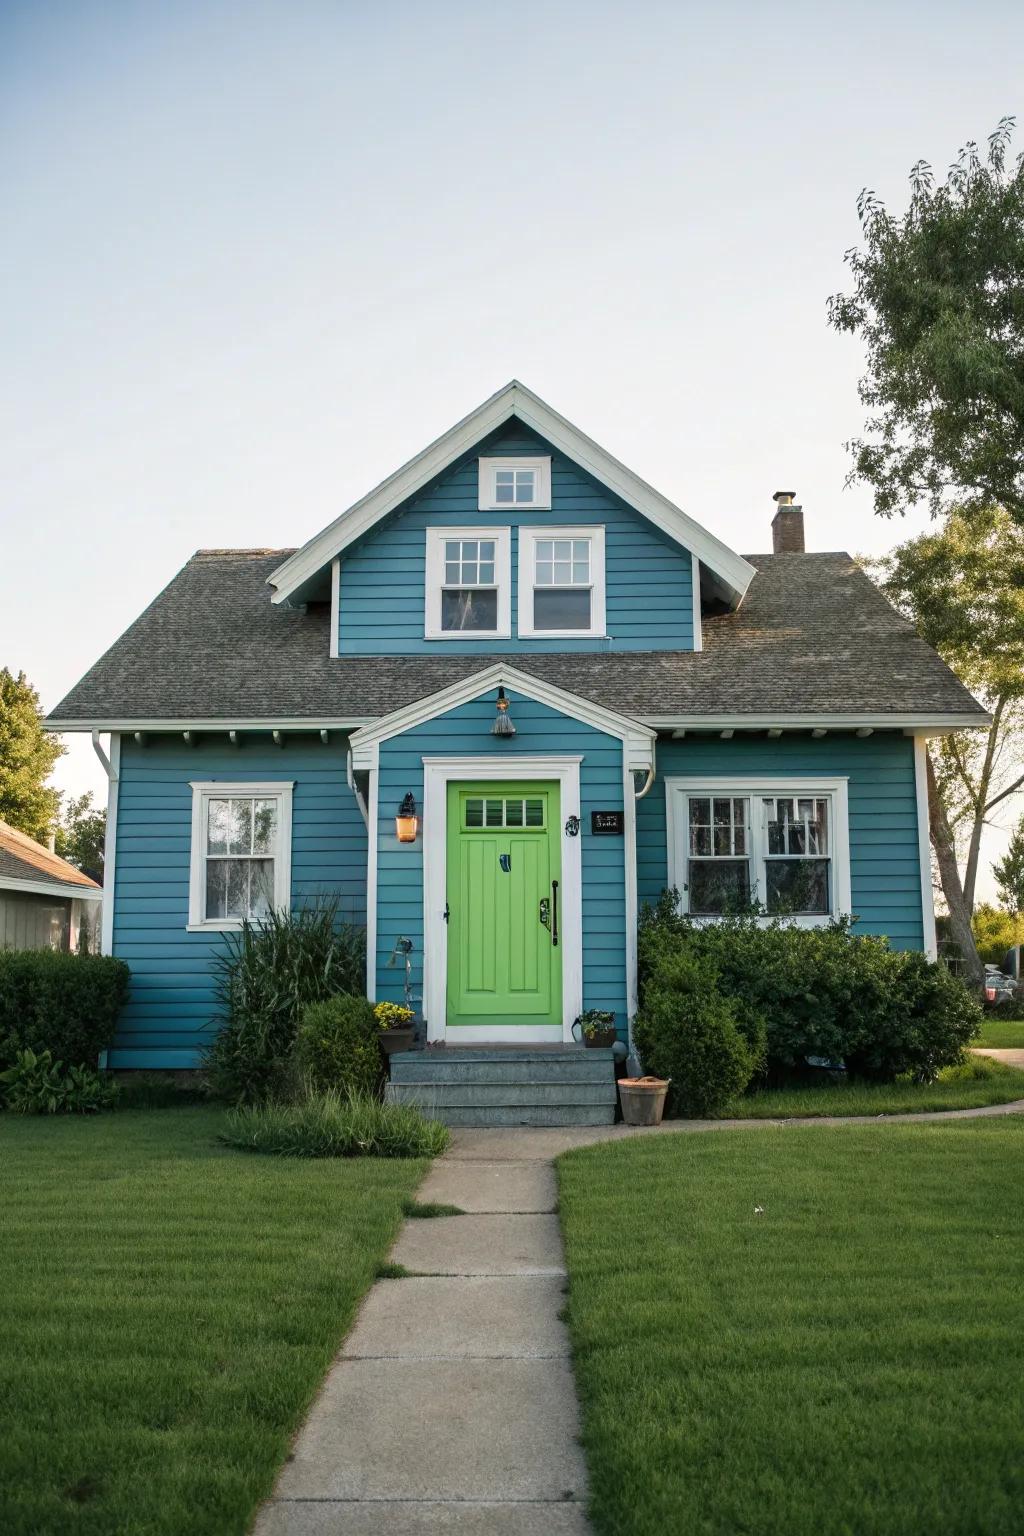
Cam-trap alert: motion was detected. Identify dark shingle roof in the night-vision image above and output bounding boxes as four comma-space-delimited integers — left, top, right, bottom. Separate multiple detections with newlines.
0, 821, 100, 893
47, 549, 987, 727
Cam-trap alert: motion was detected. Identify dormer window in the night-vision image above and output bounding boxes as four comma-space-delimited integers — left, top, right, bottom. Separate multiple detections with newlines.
478, 457, 551, 511
425, 527, 511, 639
518, 525, 606, 638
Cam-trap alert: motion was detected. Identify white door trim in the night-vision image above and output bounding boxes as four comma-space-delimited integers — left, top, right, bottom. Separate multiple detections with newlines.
422, 755, 583, 1044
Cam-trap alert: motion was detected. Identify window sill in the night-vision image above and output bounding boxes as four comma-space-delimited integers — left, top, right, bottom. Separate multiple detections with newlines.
423, 630, 512, 641
187, 919, 245, 933
684, 912, 837, 929
520, 631, 607, 641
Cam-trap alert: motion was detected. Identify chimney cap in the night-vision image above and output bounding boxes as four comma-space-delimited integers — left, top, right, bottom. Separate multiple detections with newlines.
772, 490, 797, 506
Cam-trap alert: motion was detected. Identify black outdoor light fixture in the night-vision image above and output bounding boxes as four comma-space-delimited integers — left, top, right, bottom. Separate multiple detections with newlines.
492, 686, 516, 737
395, 793, 419, 843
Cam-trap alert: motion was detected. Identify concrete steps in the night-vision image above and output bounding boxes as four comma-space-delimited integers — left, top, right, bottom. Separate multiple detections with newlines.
387, 1047, 617, 1128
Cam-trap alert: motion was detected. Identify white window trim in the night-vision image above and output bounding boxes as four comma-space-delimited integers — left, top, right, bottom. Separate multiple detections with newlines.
424, 526, 511, 641
518, 525, 606, 639
188, 781, 294, 932
478, 456, 551, 511
665, 776, 851, 928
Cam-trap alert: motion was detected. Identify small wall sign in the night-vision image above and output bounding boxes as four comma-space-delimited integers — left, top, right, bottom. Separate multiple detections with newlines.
591, 810, 624, 836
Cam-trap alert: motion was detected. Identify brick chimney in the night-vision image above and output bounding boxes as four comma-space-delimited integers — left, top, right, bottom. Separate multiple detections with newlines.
771, 490, 804, 553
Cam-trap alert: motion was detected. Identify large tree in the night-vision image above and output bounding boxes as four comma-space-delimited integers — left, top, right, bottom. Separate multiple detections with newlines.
0, 667, 64, 842
54, 791, 106, 883
870, 507, 1024, 986
829, 118, 1024, 527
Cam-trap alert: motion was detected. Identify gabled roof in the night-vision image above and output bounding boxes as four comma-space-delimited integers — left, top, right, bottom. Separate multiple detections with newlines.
266, 381, 756, 608
0, 821, 102, 899
46, 549, 989, 732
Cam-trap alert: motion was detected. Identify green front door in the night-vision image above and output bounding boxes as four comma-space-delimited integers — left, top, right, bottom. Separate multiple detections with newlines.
446, 781, 562, 1029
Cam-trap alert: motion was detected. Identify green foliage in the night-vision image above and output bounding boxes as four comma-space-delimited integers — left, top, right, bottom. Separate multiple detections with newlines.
829, 118, 1024, 527
220, 1089, 450, 1159
54, 790, 106, 881
204, 900, 366, 1103
638, 893, 980, 1083
993, 824, 1024, 917
972, 901, 1024, 964
295, 995, 383, 1097
373, 1001, 414, 1030
0, 1048, 117, 1114
0, 949, 129, 1069
0, 667, 65, 841
634, 950, 758, 1117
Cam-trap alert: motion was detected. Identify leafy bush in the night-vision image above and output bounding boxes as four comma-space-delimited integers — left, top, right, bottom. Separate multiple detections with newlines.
0, 950, 129, 1069
295, 995, 383, 1096
639, 893, 980, 1082
220, 1089, 450, 1158
0, 1048, 118, 1114
971, 902, 1024, 966
205, 900, 366, 1103
634, 951, 758, 1116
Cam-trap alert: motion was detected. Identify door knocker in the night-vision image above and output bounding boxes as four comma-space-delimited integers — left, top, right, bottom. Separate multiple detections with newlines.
564, 815, 580, 837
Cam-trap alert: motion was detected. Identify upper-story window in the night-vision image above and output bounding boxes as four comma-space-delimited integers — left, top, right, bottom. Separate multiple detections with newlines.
478, 457, 551, 511
425, 526, 512, 639
518, 525, 606, 638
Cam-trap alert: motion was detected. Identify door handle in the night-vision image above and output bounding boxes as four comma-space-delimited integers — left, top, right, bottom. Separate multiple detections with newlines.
539, 897, 550, 930
551, 880, 559, 947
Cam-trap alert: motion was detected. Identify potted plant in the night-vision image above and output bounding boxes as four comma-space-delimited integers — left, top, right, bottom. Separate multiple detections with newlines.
573, 1009, 617, 1049
374, 1001, 416, 1055
618, 1075, 670, 1126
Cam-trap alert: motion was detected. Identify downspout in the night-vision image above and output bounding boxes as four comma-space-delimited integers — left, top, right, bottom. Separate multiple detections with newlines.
92, 729, 120, 1070
626, 741, 656, 1071
347, 746, 370, 828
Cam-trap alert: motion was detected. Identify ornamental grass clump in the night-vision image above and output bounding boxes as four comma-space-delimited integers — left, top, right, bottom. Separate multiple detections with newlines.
220, 1088, 450, 1159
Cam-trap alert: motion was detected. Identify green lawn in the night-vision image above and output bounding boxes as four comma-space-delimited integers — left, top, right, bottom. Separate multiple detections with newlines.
0, 1107, 425, 1536
558, 1119, 1024, 1536
974, 1017, 1024, 1048
723, 1054, 1024, 1118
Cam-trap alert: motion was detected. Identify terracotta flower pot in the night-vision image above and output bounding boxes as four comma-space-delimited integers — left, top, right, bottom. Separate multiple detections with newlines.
618, 1076, 670, 1126
378, 1026, 416, 1056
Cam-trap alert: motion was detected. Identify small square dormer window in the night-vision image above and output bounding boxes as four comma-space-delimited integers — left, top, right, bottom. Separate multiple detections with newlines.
478, 457, 551, 511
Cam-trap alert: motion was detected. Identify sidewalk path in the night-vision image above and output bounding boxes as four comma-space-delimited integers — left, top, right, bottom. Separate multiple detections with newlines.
973, 1046, 1024, 1070
254, 1093, 1024, 1534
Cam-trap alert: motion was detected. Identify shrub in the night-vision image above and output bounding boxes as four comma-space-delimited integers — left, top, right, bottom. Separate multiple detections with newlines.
220, 1089, 450, 1158
205, 900, 366, 1103
633, 951, 757, 1116
639, 892, 980, 1082
0, 1048, 118, 1114
0, 950, 129, 1069
295, 995, 383, 1096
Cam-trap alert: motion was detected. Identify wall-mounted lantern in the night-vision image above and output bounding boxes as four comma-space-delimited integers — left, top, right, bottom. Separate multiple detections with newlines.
395, 793, 419, 843
492, 686, 516, 737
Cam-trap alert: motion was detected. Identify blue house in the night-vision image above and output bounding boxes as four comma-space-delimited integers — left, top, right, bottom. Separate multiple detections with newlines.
48, 382, 986, 1121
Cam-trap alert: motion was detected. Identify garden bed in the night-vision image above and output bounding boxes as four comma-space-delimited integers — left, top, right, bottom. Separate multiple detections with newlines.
722, 1055, 1024, 1118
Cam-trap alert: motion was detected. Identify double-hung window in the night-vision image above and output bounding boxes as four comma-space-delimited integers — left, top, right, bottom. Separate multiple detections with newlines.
667, 777, 850, 924
425, 527, 511, 639
188, 782, 293, 931
478, 456, 551, 511
518, 525, 606, 638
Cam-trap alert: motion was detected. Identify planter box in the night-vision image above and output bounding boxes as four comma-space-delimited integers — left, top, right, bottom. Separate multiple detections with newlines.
379, 1027, 416, 1056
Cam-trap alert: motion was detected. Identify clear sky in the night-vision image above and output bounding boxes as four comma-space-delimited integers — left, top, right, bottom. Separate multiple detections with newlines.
2, 0, 1021, 898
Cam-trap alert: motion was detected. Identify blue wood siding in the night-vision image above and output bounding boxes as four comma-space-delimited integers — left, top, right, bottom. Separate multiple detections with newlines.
375, 690, 628, 1035
110, 733, 367, 1068
637, 733, 926, 950
338, 425, 695, 655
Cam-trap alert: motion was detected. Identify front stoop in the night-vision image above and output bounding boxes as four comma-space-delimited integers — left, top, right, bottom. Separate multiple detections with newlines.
386, 1047, 617, 1128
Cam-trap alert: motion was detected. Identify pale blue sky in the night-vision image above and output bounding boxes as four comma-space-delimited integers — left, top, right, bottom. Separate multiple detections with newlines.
3, 0, 1021, 894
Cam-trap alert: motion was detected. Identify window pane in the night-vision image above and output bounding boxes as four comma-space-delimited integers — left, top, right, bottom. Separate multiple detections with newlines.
553, 559, 572, 583
514, 470, 535, 502
533, 588, 592, 630
478, 562, 494, 583
766, 859, 830, 915
445, 561, 461, 583
495, 470, 514, 485
536, 560, 554, 585
445, 540, 461, 561
479, 540, 495, 561
208, 797, 252, 855
249, 859, 274, 919
765, 796, 829, 856
441, 588, 499, 631
465, 799, 484, 827
485, 799, 504, 827
253, 800, 277, 855
494, 478, 514, 503
572, 561, 589, 584
524, 799, 544, 826
689, 859, 750, 914
206, 858, 248, 919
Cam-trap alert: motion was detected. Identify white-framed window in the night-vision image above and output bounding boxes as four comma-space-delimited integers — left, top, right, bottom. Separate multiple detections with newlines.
665, 777, 851, 925
478, 456, 551, 511
518, 525, 606, 638
188, 781, 293, 931
425, 526, 511, 639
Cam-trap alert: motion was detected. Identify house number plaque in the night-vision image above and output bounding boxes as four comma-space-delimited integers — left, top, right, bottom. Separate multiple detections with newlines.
591, 810, 624, 836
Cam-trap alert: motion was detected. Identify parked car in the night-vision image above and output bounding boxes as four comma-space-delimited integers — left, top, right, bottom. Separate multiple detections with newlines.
984, 965, 1017, 1006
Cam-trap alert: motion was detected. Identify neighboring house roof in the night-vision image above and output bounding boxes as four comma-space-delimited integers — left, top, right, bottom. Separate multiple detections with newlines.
266, 381, 757, 608
0, 821, 102, 900
46, 548, 988, 731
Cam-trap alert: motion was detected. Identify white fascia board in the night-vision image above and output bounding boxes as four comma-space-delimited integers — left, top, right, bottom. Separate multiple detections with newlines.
349, 661, 655, 770
0, 875, 102, 901
45, 716, 372, 733
266, 380, 755, 607
641, 712, 991, 733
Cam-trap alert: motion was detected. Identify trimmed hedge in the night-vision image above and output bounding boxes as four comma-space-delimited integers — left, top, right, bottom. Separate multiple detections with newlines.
0, 950, 129, 1069
634, 951, 757, 1116
295, 995, 383, 1098
639, 893, 980, 1084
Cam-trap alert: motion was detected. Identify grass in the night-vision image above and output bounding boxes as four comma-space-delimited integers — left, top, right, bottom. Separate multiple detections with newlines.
722, 1054, 1024, 1118
220, 1088, 450, 1158
0, 1106, 425, 1536
974, 1017, 1024, 1048
558, 1118, 1024, 1536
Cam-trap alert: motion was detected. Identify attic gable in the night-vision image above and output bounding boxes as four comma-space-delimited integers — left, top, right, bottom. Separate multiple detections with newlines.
267, 381, 755, 608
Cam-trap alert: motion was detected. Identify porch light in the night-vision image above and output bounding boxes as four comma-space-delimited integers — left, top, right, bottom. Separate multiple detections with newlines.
492, 687, 516, 737
395, 793, 419, 843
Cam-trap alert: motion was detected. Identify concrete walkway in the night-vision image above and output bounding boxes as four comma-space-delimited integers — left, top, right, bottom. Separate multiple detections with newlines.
254, 1094, 1024, 1534
973, 1046, 1024, 1070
